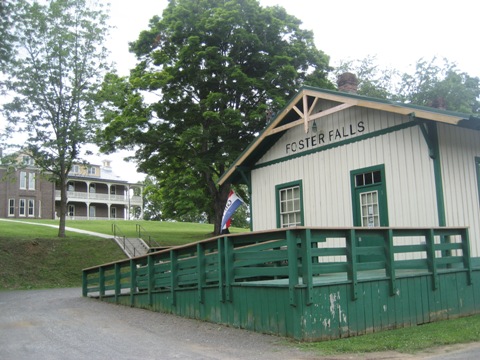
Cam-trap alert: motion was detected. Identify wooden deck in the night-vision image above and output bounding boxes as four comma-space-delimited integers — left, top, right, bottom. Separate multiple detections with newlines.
83, 226, 480, 340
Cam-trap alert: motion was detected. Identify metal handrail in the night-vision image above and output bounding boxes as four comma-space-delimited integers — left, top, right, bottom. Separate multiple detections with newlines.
135, 224, 161, 248
112, 223, 137, 257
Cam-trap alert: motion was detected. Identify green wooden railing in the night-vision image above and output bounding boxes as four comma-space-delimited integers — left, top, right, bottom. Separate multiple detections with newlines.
82, 227, 472, 305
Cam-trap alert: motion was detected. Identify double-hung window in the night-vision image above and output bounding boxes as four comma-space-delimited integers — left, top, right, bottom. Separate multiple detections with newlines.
276, 180, 304, 228
19, 199, 26, 216
8, 199, 15, 216
28, 173, 35, 190
28, 199, 34, 217
20, 172, 27, 190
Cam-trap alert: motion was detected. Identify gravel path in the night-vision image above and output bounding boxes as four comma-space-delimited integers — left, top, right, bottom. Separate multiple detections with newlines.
0, 288, 320, 360
2, 288, 480, 360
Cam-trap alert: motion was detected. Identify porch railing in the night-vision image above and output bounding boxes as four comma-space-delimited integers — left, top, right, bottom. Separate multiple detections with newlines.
82, 227, 473, 305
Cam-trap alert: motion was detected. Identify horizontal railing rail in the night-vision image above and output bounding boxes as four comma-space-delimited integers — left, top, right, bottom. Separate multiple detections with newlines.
83, 226, 473, 306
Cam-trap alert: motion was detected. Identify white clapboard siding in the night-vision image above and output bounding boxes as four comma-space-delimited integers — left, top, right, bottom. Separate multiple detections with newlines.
251, 107, 438, 242
439, 124, 480, 256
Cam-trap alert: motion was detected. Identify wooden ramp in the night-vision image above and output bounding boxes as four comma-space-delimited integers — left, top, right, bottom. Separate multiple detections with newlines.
82, 227, 479, 341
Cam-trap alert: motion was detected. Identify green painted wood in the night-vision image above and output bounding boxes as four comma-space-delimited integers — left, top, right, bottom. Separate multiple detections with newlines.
83, 226, 479, 341
286, 230, 299, 306
170, 250, 178, 306
197, 243, 205, 304
218, 238, 225, 302
99, 267, 105, 299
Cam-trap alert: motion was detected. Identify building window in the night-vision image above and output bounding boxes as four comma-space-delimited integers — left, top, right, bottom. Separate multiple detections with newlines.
89, 184, 96, 193
88, 167, 96, 175
28, 173, 35, 190
276, 180, 304, 228
111, 207, 117, 219
110, 186, 116, 195
72, 164, 80, 173
20, 172, 27, 189
28, 199, 34, 217
351, 164, 389, 227
19, 199, 26, 216
68, 205, 75, 217
8, 199, 15, 216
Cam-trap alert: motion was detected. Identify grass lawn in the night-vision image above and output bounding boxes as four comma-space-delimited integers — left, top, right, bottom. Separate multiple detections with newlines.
12, 219, 248, 246
0, 222, 126, 290
0, 219, 247, 289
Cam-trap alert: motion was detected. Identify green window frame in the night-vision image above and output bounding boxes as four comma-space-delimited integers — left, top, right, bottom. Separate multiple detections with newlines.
350, 164, 389, 227
275, 180, 304, 228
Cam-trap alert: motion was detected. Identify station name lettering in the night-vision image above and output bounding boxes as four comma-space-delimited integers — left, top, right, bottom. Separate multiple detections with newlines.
285, 121, 365, 154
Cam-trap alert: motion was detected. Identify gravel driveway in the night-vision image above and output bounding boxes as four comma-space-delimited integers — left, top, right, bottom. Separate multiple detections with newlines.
0, 288, 320, 360
2, 288, 480, 360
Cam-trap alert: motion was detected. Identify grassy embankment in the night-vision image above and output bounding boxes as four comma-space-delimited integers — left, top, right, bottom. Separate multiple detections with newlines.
1, 219, 480, 356
0, 219, 240, 290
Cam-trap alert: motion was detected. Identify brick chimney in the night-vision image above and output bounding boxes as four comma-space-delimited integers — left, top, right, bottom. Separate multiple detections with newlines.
337, 72, 358, 93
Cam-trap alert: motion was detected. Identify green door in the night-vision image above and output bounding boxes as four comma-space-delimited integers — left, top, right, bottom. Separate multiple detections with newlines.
351, 165, 389, 262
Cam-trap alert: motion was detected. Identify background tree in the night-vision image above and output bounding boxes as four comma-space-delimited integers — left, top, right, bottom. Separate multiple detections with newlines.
334, 57, 480, 115
397, 58, 480, 114
2, 0, 111, 237
98, 0, 333, 235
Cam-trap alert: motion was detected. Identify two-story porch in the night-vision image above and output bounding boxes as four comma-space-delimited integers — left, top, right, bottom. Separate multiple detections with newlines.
55, 179, 143, 220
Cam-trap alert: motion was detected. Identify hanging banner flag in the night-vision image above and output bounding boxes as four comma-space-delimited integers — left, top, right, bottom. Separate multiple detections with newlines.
221, 190, 244, 231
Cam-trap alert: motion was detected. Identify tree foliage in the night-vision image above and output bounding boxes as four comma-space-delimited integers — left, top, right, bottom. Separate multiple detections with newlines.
334, 57, 480, 115
2, 0, 111, 237
0, 0, 16, 72
98, 0, 333, 234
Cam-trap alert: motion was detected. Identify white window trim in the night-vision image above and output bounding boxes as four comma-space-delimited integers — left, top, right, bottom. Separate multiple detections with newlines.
28, 173, 35, 190
28, 199, 34, 217
19, 199, 26, 217
20, 172, 27, 190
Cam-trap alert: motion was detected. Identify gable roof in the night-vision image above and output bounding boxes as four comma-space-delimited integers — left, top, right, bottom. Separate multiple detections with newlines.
219, 86, 480, 186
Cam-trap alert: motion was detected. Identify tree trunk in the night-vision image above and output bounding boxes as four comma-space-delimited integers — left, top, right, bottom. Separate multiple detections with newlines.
57, 173, 67, 238
212, 181, 231, 236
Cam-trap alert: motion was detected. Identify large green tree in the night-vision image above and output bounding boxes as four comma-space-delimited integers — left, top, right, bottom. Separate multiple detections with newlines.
2, 0, 111, 237
98, 0, 333, 234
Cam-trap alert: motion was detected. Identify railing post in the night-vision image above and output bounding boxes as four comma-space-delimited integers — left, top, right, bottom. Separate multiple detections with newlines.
346, 229, 358, 300
130, 259, 136, 306
197, 243, 205, 304
426, 229, 439, 290
384, 229, 396, 296
147, 255, 154, 306
300, 229, 313, 305
170, 250, 178, 306
114, 263, 121, 304
218, 238, 225, 302
224, 236, 234, 302
99, 267, 105, 299
286, 230, 298, 307
460, 228, 473, 285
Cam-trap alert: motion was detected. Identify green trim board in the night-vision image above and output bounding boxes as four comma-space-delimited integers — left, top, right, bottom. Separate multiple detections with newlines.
476, 157, 480, 208
275, 180, 304, 228
427, 122, 446, 226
